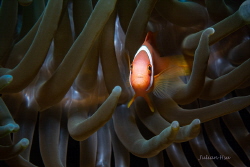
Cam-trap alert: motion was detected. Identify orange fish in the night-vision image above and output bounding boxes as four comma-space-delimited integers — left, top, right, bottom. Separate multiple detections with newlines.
127, 31, 190, 112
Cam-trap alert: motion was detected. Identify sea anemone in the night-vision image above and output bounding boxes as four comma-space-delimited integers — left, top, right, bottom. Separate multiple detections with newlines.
0, 0, 249, 166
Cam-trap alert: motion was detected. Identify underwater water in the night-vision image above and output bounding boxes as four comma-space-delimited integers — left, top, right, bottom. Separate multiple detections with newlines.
0, 0, 249, 166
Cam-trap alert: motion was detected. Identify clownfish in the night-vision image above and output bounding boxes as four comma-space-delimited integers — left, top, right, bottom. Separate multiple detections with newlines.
127, 31, 190, 112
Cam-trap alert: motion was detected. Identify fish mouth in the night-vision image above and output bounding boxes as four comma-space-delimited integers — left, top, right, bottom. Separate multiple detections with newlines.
136, 74, 145, 79
131, 77, 149, 91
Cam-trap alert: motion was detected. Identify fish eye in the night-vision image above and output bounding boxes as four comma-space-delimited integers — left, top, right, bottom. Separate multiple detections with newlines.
130, 64, 133, 70
148, 64, 152, 71
148, 64, 152, 75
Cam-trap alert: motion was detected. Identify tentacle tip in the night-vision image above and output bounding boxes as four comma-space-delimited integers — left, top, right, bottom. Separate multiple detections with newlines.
171, 121, 180, 130
2, 75, 13, 82
204, 28, 215, 36
20, 138, 30, 147
13, 124, 20, 132
6, 124, 15, 132
239, 0, 250, 24
113, 86, 122, 94
193, 119, 201, 125
0, 75, 13, 90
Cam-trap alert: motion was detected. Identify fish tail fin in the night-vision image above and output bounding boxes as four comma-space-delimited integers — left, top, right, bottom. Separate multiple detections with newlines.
127, 95, 136, 108
171, 55, 192, 75
144, 94, 155, 112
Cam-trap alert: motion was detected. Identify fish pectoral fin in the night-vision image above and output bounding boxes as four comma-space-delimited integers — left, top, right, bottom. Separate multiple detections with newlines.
127, 95, 136, 108
153, 65, 184, 99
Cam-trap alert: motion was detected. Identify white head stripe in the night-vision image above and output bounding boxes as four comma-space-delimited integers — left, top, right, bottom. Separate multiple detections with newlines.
133, 45, 154, 91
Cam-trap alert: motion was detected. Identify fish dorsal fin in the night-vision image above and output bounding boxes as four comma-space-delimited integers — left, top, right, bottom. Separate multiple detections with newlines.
153, 65, 184, 99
